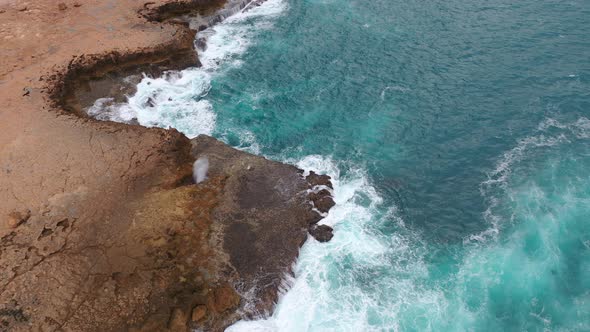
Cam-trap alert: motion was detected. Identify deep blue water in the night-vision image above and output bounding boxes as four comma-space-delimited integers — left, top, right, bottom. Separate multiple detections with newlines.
94, 0, 590, 330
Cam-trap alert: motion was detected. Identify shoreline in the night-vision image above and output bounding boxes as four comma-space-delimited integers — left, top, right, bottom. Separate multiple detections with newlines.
54, 0, 263, 118
0, 0, 333, 331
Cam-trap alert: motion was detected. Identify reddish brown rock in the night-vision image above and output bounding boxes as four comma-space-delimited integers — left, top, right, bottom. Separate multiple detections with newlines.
0, 0, 334, 331
5, 210, 30, 229
191, 305, 207, 322
168, 308, 189, 331
208, 284, 240, 314
190, 135, 332, 320
309, 224, 334, 242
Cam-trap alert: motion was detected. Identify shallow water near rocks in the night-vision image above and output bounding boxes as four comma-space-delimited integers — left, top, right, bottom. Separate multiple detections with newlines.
91, 0, 590, 330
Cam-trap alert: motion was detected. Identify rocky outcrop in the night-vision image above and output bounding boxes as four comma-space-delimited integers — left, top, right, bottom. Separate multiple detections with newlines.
0, 0, 334, 331
309, 224, 334, 243
191, 136, 333, 321
0, 132, 333, 332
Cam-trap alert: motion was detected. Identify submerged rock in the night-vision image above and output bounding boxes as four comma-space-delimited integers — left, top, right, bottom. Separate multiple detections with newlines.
196, 37, 208, 51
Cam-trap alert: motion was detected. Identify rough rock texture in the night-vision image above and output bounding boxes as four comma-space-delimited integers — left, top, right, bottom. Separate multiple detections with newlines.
309, 189, 336, 213
0, 0, 334, 331
309, 224, 334, 243
191, 136, 331, 319
306, 171, 334, 189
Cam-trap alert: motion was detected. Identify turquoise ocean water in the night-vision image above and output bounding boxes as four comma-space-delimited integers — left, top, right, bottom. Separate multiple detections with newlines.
93, 0, 590, 330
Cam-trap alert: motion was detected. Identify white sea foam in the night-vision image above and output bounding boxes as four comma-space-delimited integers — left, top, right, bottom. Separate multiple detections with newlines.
84, 0, 286, 138
193, 156, 209, 183
380, 85, 410, 100
218, 128, 263, 154
81, 1, 590, 329
471, 116, 590, 244
228, 139, 590, 331
227, 155, 434, 332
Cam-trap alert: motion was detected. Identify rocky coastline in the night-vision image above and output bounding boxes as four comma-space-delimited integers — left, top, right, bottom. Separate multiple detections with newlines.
0, 1, 333, 331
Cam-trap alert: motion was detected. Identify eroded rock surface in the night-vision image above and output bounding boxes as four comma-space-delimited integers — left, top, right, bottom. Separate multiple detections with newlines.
0, 0, 334, 331
191, 136, 333, 319
309, 224, 334, 243
0, 132, 333, 332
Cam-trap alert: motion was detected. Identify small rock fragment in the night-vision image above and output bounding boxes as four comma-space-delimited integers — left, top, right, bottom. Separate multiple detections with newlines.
146, 97, 156, 107
6, 210, 31, 229
168, 308, 188, 330
309, 224, 334, 242
207, 284, 239, 313
195, 37, 207, 51
58, 3, 67, 11
6, 216, 19, 229
191, 305, 207, 322
309, 189, 335, 213
306, 171, 333, 189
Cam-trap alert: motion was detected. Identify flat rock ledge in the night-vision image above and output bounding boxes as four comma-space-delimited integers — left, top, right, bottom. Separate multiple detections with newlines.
0, 0, 334, 331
